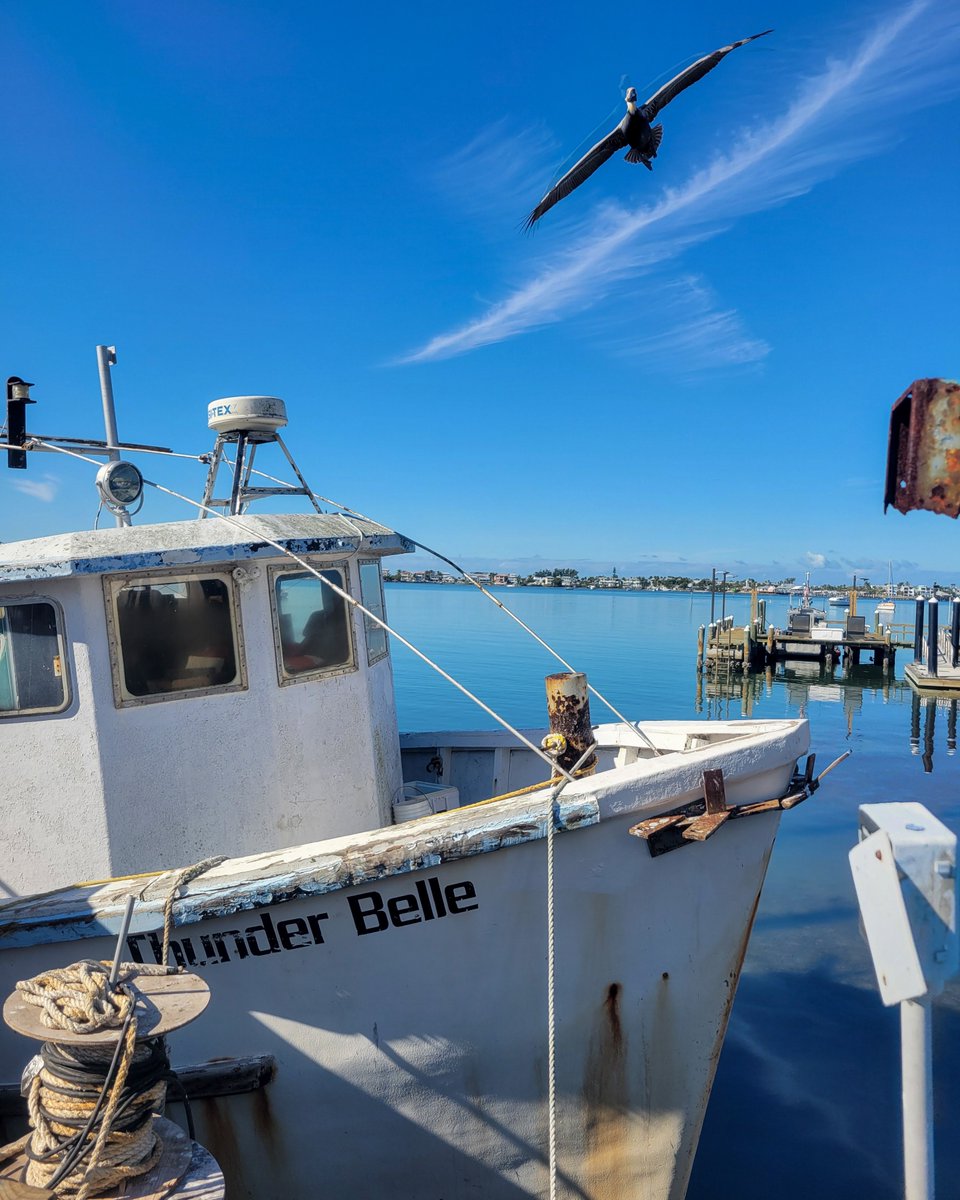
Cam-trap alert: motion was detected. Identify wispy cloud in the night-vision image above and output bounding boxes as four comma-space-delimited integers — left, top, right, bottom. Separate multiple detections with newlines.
804, 551, 918, 577
430, 121, 560, 227
404, 0, 959, 364
12, 475, 58, 503
599, 274, 770, 374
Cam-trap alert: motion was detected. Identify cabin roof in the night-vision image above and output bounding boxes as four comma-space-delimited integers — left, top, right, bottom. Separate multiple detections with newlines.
0, 513, 413, 582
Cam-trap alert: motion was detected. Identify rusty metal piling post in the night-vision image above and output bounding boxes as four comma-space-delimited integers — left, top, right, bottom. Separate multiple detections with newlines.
544, 673, 597, 779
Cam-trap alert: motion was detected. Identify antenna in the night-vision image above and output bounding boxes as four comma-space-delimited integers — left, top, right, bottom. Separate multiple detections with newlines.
199, 396, 322, 517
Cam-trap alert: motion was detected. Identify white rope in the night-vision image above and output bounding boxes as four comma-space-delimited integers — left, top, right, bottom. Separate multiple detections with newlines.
547, 789, 558, 1200
543, 741, 596, 1199
29, 440, 574, 782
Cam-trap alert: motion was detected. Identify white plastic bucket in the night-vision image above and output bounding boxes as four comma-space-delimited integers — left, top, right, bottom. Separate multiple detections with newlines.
392, 785, 436, 824
392, 797, 434, 823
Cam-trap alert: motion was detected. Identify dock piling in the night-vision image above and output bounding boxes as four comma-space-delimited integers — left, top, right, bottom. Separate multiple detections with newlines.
927, 599, 939, 678
914, 598, 925, 663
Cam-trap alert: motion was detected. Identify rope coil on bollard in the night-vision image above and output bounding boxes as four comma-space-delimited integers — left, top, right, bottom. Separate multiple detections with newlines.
3, 856, 225, 1198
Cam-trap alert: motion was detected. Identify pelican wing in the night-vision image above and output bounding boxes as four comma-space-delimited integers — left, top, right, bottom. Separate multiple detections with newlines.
524, 125, 628, 229
641, 29, 772, 122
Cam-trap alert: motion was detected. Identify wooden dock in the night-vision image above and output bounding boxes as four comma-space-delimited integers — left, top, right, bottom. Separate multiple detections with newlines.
904, 620, 960, 693
697, 596, 911, 675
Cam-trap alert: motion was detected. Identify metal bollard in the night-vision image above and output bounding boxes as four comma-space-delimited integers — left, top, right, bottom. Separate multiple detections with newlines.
544, 673, 596, 778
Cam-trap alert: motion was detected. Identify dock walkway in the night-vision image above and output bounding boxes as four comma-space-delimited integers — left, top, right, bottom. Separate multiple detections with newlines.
904, 616, 960, 693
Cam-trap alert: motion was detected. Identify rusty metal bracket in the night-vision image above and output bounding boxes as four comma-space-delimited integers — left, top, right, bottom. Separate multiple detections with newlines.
629, 752, 849, 857
885, 378, 960, 518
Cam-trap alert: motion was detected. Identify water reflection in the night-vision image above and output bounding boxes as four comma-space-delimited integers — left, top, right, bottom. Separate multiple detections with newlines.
697, 663, 959, 771
909, 687, 958, 772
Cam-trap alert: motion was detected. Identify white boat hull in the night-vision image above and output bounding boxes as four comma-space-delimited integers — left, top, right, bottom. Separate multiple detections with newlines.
0, 718, 808, 1199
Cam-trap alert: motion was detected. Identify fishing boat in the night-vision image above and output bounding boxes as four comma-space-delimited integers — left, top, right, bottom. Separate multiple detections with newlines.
828, 593, 850, 608
786, 573, 828, 635
0, 352, 819, 1200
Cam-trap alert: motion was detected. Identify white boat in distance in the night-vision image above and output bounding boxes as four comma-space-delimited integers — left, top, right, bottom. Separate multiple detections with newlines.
0, 356, 815, 1200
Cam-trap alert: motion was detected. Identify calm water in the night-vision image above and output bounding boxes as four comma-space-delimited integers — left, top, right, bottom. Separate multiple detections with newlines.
386, 584, 960, 1199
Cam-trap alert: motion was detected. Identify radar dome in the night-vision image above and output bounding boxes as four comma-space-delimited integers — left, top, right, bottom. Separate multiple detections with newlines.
207, 395, 288, 436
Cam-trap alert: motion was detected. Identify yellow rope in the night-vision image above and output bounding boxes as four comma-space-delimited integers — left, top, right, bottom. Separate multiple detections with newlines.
16, 964, 160, 1196
11, 855, 226, 1196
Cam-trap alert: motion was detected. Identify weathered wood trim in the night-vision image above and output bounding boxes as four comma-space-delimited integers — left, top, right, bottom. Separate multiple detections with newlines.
0, 1055, 276, 1121
0, 793, 599, 952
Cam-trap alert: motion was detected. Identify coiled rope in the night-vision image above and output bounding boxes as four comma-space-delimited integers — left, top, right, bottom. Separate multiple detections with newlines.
10, 856, 225, 1197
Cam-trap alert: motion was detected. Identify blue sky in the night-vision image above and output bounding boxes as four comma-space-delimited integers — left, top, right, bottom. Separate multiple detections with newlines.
1, 0, 958, 584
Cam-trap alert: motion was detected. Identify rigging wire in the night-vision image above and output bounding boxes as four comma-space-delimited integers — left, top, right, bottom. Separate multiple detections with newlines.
28, 439, 576, 783
17, 436, 658, 755
227, 460, 660, 755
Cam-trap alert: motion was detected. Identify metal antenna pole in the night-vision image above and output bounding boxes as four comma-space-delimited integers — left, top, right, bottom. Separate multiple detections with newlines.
96, 345, 130, 528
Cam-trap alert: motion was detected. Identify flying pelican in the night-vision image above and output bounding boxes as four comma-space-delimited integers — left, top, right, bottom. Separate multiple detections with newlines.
524, 30, 772, 229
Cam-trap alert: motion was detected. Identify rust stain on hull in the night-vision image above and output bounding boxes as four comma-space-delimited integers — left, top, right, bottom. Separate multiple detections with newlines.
581, 981, 632, 1199
196, 1088, 294, 1199
195, 1097, 244, 1197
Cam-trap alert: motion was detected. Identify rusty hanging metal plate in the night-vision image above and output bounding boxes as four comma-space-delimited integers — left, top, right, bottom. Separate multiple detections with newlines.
885, 378, 960, 518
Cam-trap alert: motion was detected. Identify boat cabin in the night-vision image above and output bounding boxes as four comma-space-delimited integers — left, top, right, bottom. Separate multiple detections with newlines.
0, 511, 413, 897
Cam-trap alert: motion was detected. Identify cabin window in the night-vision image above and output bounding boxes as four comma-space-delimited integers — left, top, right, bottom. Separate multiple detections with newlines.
0, 600, 69, 717
359, 560, 388, 664
271, 565, 355, 683
106, 572, 244, 704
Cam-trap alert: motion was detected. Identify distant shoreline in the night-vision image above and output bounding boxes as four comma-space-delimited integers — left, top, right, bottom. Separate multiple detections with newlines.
384, 575, 945, 599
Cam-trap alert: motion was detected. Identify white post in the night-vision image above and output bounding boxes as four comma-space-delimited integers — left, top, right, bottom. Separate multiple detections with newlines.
850, 804, 958, 1200
901, 996, 934, 1200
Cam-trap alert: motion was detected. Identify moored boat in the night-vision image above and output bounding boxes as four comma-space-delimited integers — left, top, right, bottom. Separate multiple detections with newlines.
0, 353, 816, 1199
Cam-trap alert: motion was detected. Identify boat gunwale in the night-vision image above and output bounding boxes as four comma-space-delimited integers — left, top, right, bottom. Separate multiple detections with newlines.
0, 717, 808, 952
